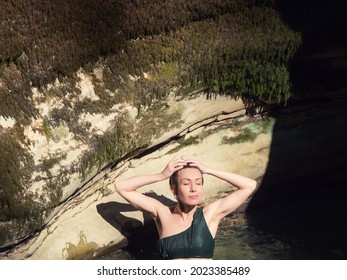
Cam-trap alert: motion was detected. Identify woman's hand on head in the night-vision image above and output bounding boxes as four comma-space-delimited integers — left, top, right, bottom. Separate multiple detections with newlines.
185, 160, 210, 174
161, 157, 187, 179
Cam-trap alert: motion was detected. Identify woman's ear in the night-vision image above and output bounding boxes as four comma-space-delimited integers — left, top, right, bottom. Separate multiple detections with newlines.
171, 188, 176, 197
170, 184, 177, 197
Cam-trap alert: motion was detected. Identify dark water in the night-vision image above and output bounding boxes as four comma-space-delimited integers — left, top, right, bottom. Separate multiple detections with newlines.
213, 216, 340, 260
213, 219, 290, 260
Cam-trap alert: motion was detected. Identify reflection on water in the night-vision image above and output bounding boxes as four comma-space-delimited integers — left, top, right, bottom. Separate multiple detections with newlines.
214, 221, 290, 260
96, 247, 132, 260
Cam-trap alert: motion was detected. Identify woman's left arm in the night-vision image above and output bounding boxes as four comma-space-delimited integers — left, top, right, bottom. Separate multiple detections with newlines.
188, 160, 257, 219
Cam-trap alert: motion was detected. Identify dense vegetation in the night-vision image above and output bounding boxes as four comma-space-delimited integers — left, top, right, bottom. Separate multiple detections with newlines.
0, 0, 301, 247
0, 0, 300, 123
0, 133, 44, 246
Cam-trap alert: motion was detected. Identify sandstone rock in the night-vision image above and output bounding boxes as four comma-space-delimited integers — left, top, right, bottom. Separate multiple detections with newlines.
1, 96, 271, 259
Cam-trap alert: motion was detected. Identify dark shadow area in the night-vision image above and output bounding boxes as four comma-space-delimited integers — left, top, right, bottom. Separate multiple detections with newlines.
275, 0, 347, 97
247, 0, 347, 259
247, 95, 347, 259
96, 192, 175, 259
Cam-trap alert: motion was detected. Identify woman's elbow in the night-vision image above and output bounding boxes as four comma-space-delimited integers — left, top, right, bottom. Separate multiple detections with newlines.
114, 182, 122, 193
248, 179, 257, 192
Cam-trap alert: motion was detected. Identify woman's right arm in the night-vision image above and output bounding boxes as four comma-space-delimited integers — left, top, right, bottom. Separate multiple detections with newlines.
115, 173, 164, 217
114, 157, 185, 217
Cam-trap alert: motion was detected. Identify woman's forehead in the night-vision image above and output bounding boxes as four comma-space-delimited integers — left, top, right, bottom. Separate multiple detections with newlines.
178, 168, 202, 179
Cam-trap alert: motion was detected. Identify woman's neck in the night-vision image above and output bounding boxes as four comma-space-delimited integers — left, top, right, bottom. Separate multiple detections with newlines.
174, 204, 197, 221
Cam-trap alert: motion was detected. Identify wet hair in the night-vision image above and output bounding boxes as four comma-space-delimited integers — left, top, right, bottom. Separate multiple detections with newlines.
169, 165, 204, 195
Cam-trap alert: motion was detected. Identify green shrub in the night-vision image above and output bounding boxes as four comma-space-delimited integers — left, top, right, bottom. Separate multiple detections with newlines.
0, 133, 43, 227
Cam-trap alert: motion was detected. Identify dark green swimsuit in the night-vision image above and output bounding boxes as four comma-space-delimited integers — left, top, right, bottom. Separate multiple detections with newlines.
158, 207, 215, 259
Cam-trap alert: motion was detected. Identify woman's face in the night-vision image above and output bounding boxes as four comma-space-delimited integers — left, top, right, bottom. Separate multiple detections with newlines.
175, 168, 204, 206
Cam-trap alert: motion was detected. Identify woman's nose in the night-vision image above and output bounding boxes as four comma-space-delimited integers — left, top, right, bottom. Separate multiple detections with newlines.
190, 184, 197, 192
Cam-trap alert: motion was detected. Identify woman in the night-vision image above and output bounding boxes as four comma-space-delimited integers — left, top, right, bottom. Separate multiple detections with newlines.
115, 156, 257, 259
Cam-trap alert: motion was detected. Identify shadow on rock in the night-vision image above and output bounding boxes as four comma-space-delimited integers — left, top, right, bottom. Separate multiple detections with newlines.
246, 0, 347, 260
247, 96, 347, 259
96, 192, 176, 259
